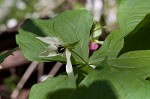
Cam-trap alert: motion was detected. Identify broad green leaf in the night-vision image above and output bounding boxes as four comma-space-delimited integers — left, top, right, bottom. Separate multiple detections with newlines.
0, 48, 16, 63
119, 14, 150, 55
73, 65, 94, 85
29, 65, 93, 99
89, 30, 124, 65
16, 10, 93, 63
79, 58, 150, 99
109, 50, 150, 79
118, 0, 150, 35
70, 59, 118, 99
28, 75, 76, 99
71, 80, 117, 99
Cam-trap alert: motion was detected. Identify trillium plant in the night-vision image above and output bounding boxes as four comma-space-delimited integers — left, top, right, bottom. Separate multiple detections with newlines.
16, 0, 150, 99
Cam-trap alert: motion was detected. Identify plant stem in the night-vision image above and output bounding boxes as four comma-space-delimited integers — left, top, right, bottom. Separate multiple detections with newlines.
70, 50, 88, 65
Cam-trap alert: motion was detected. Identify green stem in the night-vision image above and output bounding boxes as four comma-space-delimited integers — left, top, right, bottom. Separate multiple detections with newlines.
71, 50, 87, 65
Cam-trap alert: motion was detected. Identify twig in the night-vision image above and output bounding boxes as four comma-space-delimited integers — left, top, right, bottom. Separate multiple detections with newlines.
48, 62, 63, 77
37, 62, 44, 82
11, 61, 39, 99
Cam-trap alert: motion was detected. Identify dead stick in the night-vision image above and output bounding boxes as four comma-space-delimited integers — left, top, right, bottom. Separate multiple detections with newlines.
11, 61, 39, 99
37, 62, 44, 82
48, 62, 62, 77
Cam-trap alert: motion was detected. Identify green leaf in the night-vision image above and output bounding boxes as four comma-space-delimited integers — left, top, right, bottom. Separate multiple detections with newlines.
74, 65, 94, 85
16, 10, 93, 63
89, 30, 124, 65
118, 0, 150, 35
119, 14, 150, 55
109, 50, 150, 79
70, 58, 118, 99
29, 65, 93, 99
79, 58, 150, 99
0, 48, 17, 63
28, 75, 76, 99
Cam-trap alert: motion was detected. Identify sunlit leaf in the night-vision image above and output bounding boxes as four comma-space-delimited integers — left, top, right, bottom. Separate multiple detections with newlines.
118, 0, 150, 35
119, 14, 150, 55
16, 10, 93, 64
